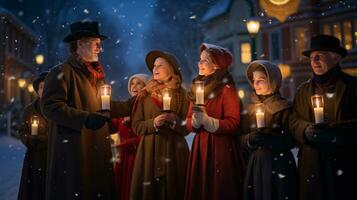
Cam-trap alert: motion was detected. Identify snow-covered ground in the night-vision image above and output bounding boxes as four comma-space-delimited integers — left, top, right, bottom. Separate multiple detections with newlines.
0, 134, 25, 200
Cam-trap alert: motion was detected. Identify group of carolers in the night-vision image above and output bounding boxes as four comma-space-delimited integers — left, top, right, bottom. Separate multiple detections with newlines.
18, 21, 357, 200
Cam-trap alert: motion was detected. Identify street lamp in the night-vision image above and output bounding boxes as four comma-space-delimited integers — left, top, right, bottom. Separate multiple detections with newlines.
18, 78, 27, 106
246, 18, 261, 60
27, 83, 34, 93
18, 78, 27, 89
35, 54, 44, 65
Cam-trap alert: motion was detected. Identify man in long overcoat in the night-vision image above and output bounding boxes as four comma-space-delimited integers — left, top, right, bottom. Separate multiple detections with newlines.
290, 34, 357, 200
42, 21, 117, 200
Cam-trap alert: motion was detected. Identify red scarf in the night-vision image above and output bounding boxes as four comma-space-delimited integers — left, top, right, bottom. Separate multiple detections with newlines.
74, 53, 105, 85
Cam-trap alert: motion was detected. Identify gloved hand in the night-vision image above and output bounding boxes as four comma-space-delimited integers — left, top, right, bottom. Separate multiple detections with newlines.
192, 105, 219, 133
85, 113, 110, 130
192, 105, 204, 128
248, 130, 270, 147
304, 124, 336, 145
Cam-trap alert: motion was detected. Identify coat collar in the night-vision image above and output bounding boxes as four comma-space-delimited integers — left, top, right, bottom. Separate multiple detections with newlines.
249, 92, 291, 115
306, 75, 347, 119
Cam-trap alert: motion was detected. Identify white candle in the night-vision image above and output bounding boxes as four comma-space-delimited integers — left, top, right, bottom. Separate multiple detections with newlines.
196, 88, 204, 105
31, 122, 38, 135
311, 95, 324, 124
100, 84, 111, 110
314, 107, 324, 124
163, 95, 171, 111
101, 95, 110, 110
256, 110, 265, 128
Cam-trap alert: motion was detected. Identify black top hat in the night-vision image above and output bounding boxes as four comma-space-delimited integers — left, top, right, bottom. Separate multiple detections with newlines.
63, 21, 108, 43
145, 50, 182, 81
302, 34, 347, 57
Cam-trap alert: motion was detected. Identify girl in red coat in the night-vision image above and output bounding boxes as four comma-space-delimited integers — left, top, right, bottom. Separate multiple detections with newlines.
112, 73, 149, 200
185, 43, 245, 200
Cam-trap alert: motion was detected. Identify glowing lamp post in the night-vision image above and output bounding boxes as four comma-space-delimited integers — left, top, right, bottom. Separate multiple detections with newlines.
311, 94, 324, 124
35, 54, 45, 65
246, 18, 260, 60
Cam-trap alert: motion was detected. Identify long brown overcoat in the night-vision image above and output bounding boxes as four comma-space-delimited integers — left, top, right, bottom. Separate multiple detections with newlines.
290, 71, 357, 200
42, 56, 117, 200
130, 87, 189, 200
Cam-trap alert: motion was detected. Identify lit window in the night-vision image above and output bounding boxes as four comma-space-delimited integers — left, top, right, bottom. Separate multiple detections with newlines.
295, 27, 308, 59
241, 42, 251, 64
354, 19, 357, 48
323, 24, 331, 35
333, 22, 342, 41
343, 21, 352, 50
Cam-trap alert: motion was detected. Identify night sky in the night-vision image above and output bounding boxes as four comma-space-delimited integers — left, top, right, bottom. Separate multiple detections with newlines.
0, 0, 215, 98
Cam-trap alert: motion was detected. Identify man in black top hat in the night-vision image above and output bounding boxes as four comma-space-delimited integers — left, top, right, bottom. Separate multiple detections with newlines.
290, 34, 357, 200
41, 21, 117, 200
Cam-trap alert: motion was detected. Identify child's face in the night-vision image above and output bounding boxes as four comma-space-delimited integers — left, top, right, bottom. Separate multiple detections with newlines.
253, 71, 271, 95
130, 78, 146, 96
198, 50, 217, 76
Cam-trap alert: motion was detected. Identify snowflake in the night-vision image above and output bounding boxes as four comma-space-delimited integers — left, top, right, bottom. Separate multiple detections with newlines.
337, 169, 343, 176
62, 139, 69, 143
181, 120, 187, 126
143, 181, 151, 186
326, 93, 334, 98
18, 11, 24, 16
278, 173, 286, 179
83, 9, 89, 14
57, 72, 64, 80
115, 39, 121, 44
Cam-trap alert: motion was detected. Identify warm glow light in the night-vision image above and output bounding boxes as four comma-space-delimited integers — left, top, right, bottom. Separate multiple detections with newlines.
35, 54, 44, 65
18, 78, 27, 88
269, 0, 290, 5
246, 19, 260, 35
27, 84, 34, 93
278, 63, 292, 79
241, 43, 252, 64
238, 89, 245, 99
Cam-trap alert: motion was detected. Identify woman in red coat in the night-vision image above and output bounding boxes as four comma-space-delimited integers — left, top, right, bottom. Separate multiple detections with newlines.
112, 73, 149, 200
185, 43, 245, 200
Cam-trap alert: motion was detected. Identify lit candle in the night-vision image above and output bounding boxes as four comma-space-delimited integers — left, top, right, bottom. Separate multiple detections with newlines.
163, 91, 171, 111
100, 84, 111, 110
31, 115, 39, 136
256, 108, 265, 128
195, 81, 204, 105
311, 95, 324, 124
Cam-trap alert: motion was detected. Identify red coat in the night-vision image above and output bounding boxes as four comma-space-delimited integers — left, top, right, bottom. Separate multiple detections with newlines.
112, 117, 141, 200
185, 84, 245, 200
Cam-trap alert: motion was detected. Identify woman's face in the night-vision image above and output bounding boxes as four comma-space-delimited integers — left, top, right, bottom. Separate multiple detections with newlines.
153, 57, 173, 81
198, 50, 217, 76
129, 78, 145, 96
38, 81, 45, 98
253, 71, 272, 95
